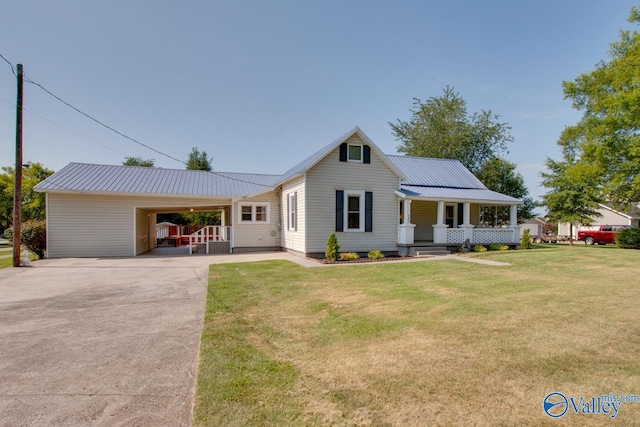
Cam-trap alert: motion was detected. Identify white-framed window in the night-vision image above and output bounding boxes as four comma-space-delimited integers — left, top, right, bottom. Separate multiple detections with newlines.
345, 190, 365, 232
238, 202, 270, 224
347, 144, 363, 162
287, 192, 297, 231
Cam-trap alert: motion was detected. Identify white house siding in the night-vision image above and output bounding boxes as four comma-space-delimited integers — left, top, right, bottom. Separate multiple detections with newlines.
135, 208, 152, 255
46, 193, 231, 258
280, 177, 306, 253
305, 135, 400, 254
232, 191, 281, 251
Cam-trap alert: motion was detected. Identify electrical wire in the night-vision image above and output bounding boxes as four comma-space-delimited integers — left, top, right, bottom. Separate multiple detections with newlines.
0, 52, 276, 190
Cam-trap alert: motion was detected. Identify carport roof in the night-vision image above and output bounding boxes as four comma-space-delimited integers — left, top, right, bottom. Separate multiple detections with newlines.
34, 163, 282, 198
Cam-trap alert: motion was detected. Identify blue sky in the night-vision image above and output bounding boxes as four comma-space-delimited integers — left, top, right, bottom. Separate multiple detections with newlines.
1, 1, 638, 207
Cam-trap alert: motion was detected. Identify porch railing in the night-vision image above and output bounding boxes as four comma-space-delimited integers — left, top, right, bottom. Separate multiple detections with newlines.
472, 228, 518, 244
189, 226, 231, 254
442, 227, 519, 245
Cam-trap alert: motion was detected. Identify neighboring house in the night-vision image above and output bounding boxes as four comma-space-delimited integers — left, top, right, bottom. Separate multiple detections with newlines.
34, 127, 522, 258
558, 203, 640, 239
520, 217, 546, 237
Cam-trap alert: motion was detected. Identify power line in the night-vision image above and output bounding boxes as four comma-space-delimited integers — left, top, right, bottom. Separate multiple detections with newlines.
0, 98, 129, 157
0, 53, 17, 77
0, 52, 277, 190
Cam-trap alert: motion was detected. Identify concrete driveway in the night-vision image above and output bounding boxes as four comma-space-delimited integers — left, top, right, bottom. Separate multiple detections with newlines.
0, 254, 218, 426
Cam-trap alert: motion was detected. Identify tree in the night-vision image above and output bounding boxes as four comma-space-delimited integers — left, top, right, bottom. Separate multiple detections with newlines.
475, 157, 536, 223
541, 158, 602, 246
0, 162, 53, 233
559, 6, 640, 206
186, 147, 213, 171
390, 86, 513, 173
123, 157, 154, 167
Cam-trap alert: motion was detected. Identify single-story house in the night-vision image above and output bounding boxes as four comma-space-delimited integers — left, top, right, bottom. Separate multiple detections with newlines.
34, 127, 522, 258
558, 203, 640, 239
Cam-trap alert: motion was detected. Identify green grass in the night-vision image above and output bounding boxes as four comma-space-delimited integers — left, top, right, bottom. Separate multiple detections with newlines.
194, 245, 640, 426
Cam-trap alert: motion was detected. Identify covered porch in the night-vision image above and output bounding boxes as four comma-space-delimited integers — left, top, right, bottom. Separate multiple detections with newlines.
396, 192, 521, 250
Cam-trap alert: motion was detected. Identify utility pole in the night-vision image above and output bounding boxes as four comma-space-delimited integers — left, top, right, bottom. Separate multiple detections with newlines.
12, 64, 23, 267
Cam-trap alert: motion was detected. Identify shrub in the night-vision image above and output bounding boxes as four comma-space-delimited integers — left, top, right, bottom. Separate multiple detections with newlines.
3, 220, 46, 258
339, 252, 359, 260
367, 250, 385, 259
489, 244, 510, 251
473, 245, 487, 252
521, 229, 531, 249
616, 227, 640, 249
325, 233, 340, 261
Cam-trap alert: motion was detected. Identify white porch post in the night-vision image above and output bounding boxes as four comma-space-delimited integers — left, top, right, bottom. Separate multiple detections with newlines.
398, 199, 415, 244
403, 199, 412, 224
510, 204, 518, 226
461, 202, 474, 242
221, 209, 226, 227
433, 200, 447, 243
510, 204, 520, 243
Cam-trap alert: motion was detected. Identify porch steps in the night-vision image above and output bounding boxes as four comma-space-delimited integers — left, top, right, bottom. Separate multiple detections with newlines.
411, 246, 451, 257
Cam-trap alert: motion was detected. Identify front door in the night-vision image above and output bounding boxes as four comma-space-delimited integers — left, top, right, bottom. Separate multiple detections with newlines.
445, 204, 456, 228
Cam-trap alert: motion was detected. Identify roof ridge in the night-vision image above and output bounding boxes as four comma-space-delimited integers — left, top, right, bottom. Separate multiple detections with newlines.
65, 162, 282, 177
386, 154, 463, 163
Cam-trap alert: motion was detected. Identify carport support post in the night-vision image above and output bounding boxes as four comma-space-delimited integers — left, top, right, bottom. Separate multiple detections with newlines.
12, 64, 23, 268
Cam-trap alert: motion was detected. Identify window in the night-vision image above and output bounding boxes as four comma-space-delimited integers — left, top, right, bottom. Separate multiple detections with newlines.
339, 143, 371, 163
335, 190, 372, 232
238, 203, 270, 223
287, 192, 297, 231
241, 205, 252, 222
347, 195, 362, 229
348, 144, 362, 162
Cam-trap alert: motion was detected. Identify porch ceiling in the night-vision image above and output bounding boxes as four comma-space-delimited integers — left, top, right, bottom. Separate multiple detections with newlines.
396, 186, 521, 205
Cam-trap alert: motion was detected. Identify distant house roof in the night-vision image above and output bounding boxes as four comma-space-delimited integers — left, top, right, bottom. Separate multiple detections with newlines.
277, 126, 404, 185
600, 203, 640, 219
34, 163, 281, 198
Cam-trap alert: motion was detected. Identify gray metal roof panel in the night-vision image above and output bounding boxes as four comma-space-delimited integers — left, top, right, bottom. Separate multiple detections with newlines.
399, 185, 521, 204
35, 163, 281, 197
387, 155, 487, 189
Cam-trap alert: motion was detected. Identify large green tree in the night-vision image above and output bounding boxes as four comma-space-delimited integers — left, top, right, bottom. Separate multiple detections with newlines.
541, 158, 602, 246
391, 87, 534, 220
186, 147, 213, 171
475, 157, 536, 223
390, 86, 513, 174
560, 6, 640, 205
0, 162, 54, 232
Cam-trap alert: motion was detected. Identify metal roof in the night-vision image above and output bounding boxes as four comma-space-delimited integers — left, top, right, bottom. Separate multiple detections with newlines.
387, 155, 487, 189
399, 185, 521, 204
34, 163, 281, 198
277, 126, 404, 185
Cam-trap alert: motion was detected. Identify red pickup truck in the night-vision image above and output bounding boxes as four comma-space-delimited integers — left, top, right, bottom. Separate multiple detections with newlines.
577, 225, 630, 245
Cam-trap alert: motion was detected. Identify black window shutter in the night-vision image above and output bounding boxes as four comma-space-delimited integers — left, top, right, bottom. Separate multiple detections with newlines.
365, 192, 373, 232
363, 145, 371, 164
457, 203, 464, 226
293, 193, 297, 230
339, 143, 347, 162
286, 194, 290, 230
336, 190, 344, 232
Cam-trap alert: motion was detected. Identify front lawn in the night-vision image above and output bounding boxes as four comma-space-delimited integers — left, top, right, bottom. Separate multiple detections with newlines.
194, 245, 640, 426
